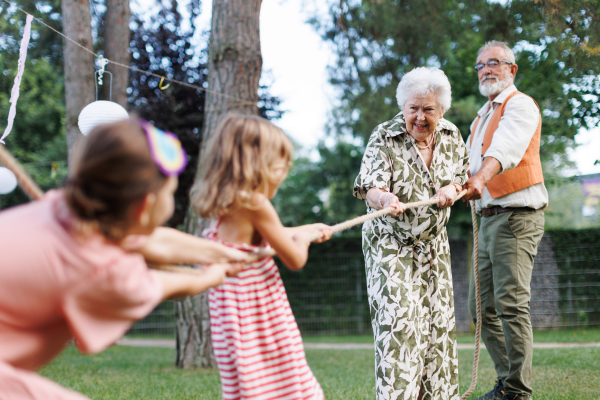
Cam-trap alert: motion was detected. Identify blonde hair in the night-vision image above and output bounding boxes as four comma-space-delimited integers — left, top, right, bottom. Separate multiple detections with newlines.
191, 114, 293, 218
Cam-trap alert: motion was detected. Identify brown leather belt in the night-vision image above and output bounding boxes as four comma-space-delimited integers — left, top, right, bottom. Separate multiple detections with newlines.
481, 206, 537, 217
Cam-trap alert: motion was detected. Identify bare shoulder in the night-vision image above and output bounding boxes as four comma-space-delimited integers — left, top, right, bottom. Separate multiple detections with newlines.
244, 192, 278, 221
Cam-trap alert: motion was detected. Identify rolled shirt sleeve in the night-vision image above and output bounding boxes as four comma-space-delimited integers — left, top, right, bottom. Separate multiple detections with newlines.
452, 133, 470, 187
484, 94, 540, 173
353, 126, 393, 200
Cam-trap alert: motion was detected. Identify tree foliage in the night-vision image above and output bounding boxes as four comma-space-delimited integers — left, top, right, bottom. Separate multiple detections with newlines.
272, 139, 366, 236
0, 1, 282, 220
293, 0, 600, 236
314, 0, 599, 149
0, 0, 67, 208
128, 2, 282, 228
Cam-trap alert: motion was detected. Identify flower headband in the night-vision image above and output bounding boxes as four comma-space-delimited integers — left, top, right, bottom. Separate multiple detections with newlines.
140, 120, 188, 176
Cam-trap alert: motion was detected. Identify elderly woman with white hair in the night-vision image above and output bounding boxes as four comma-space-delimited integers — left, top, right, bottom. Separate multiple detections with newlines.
353, 67, 469, 400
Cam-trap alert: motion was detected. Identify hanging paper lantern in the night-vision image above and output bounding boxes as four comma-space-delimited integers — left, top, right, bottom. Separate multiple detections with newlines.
0, 167, 17, 194
77, 101, 129, 136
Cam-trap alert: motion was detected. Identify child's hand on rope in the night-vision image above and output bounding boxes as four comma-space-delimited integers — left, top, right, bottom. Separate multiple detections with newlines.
225, 262, 244, 277
289, 223, 332, 244
222, 247, 256, 264
310, 223, 332, 243
200, 263, 231, 286
434, 184, 459, 208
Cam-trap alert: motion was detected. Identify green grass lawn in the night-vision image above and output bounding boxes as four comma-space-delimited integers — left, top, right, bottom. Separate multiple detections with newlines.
303, 327, 600, 345
40, 342, 600, 399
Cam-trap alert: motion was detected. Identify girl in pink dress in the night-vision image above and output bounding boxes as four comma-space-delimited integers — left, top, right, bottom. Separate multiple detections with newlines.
191, 115, 332, 400
0, 119, 250, 400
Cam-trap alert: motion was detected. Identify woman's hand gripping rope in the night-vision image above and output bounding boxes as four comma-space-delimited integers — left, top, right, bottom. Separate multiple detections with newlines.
300, 189, 468, 243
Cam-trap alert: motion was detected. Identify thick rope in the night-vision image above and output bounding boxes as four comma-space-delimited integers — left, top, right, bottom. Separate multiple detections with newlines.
305, 189, 467, 242
0, 141, 484, 397
0, 139, 485, 396
460, 201, 481, 400
148, 249, 274, 274
0, 144, 44, 200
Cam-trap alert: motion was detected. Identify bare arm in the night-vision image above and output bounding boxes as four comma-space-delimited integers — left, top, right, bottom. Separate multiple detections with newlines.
462, 157, 502, 201
284, 224, 332, 244
137, 227, 251, 264
152, 263, 242, 300
247, 193, 330, 271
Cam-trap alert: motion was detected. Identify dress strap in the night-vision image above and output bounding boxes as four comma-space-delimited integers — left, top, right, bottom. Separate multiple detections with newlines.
203, 220, 220, 240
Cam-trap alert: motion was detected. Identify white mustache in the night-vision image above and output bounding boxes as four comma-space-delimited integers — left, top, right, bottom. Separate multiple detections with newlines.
480, 76, 498, 84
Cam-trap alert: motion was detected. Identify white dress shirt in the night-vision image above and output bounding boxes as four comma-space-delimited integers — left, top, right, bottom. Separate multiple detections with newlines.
466, 85, 549, 213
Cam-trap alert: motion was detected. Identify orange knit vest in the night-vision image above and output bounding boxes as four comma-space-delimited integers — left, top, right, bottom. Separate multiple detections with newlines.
470, 90, 544, 198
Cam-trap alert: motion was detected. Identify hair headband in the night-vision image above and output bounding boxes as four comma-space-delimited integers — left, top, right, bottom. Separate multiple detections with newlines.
140, 120, 188, 176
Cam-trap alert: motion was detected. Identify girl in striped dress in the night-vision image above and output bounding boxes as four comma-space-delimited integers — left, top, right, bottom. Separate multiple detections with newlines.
191, 114, 332, 400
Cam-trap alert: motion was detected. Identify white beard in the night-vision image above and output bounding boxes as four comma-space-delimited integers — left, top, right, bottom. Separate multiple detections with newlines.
479, 75, 513, 97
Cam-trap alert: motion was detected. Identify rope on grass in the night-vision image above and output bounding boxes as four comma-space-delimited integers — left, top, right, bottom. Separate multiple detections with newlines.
460, 201, 481, 400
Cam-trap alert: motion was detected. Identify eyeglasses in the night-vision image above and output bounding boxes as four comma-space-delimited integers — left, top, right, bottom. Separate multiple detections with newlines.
473, 59, 512, 72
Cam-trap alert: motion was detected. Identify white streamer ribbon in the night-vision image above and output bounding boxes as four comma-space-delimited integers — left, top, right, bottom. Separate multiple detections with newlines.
1, 14, 33, 144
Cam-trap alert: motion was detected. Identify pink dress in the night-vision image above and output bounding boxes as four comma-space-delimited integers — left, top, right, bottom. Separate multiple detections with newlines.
0, 191, 163, 400
206, 224, 324, 400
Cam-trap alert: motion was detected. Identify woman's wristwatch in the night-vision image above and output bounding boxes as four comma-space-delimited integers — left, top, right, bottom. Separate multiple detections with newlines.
452, 183, 462, 193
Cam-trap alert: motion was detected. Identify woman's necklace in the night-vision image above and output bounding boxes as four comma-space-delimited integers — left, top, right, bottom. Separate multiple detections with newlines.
415, 136, 434, 150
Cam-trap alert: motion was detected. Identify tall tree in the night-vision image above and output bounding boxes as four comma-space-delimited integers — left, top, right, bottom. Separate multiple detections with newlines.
103, 0, 131, 107
127, 2, 208, 229
61, 0, 95, 162
175, 0, 263, 369
308, 0, 600, 235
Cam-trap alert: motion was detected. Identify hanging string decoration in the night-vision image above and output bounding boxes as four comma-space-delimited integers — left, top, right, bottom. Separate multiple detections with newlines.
77, 56, 129, 136
1, 14, 33, 144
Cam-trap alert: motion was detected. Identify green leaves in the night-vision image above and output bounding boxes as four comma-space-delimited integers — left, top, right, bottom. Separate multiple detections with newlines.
290, 0, 600, 235
313, 0, 600, 165
0, 56, 67, 208
272, 140, 365, 234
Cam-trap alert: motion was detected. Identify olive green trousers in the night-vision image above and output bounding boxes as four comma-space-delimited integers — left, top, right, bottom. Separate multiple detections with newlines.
468, 209, 544, 398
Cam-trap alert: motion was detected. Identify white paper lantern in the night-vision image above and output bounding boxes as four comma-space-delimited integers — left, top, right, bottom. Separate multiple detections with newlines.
0, 167, 17, 194
77, 101, 129, 136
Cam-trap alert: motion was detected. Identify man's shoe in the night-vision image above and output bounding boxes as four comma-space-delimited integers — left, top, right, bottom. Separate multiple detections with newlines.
470, 378, 505, 400
501, 394, 531, 400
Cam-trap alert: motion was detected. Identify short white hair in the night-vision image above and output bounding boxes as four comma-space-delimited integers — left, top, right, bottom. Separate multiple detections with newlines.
396, 67, 452, 112
478, 40, 516, 64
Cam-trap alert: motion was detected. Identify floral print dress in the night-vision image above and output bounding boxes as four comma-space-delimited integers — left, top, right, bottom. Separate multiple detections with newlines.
353, 112, 469, 400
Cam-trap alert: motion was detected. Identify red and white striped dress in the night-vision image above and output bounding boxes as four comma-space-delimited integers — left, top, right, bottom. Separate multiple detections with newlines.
206, 225, 324, 400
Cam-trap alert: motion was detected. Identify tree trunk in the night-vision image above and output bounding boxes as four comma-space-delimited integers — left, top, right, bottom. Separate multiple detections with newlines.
61, 0, 95, 164
175, 0, 263, 369
200, 0, 262, 143
103, 0, 130, 107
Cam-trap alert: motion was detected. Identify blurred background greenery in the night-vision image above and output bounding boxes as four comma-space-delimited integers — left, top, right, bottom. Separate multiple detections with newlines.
1, 0, 599, 235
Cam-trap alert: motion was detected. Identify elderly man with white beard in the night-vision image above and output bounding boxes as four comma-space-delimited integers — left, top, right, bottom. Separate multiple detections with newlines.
462, 41, 548, 400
